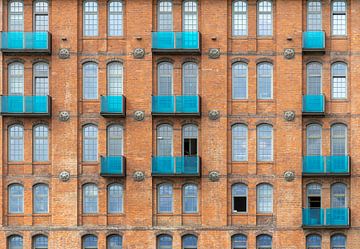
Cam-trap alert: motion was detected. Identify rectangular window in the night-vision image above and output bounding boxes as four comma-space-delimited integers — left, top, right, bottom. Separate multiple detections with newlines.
83, 1, 98, 36
233, 1, 247, 36
108, 1, 123, 36
258, 1, 273, 36
307, 1, 322, 31
332, 1, 346, 36
233, 196, 247, 212
34, 1, 49, 31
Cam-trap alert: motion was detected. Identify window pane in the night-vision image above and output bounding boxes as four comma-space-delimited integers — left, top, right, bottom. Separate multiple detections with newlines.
258, 1, 272, 36
232, 125, 248, 161
257, 235, 272, 249
83, 125, 98, 161
232, 63, 247, 99
332, 1, 346, 35
331, 183, 346, 208
9, 1, 24, 31
307, 62, 322, 95
107, 62, 123, 95
9, 125, 24, 162
8, 63, 24, 95
107, 235, 122, 249
257, 125, 273, 161
183, 62, 198, 95
107, 125, 123, 156
157, 125, 173, 156
257, 63, 273, 99
307, 183, 322, 196
307, 235, 321, 249
83, 184, 98, 213
83, 0, 98, 36
158, 0, 173, 31
331, 63, 347, 99
331, 124, 347, 155
183, 1, 198, 32
331, 234, 346, 249
306, 124, 322, 156
8, 235, 23, 249
34, 125, 49, 162
232, 234, 247, 249
158, 63, 173, 95
307, 0, 322, 31
158, 235, 172, 249
183, 125, 198, 156
158, 184, 173, 213
83, 63, 98, 99
34, 63, 49, 96
108, 1, 123, 36
108, 184, 123, 213
257, 184, 273, 213
33, 184, 49, 213
83, 235, 98, 249
232, 184, 247, 213
34, 0, 49, 31
183, 184, 198, 213
34, 235, 48, 249
233, 1, 247, 36
9, 184, 24, 213
183, 235, 197, 249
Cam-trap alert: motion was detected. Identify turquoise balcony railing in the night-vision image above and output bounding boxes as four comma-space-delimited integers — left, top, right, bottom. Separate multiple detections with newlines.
100, 156, 125, 176
152, 95, 200, 115
100, 95, 125, 116
303, 31, 325, 51
1, 32, 51, 53
303, 208, 349, 227
152, 32, 200, 52
303, 155, 350, 175
303, 208, 324, 226
302, 95, 325, 114
0, 95, 51, 116
152, 156, 200, 176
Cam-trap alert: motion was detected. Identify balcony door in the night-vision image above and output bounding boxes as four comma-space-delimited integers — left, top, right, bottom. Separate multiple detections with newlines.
183, 125, 198, 157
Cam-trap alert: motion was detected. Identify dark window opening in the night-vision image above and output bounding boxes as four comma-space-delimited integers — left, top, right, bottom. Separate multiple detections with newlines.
233, 196, 247, 212
184, 138, 197, 156
308, 196, 321, 208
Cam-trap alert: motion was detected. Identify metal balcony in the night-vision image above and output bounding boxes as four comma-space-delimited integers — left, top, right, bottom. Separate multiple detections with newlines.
151, 156, 200, 176
100, 95, 125, 117
0, 95, 51, 117
303, 31, 325, 52
152, 32, 200, 53
151, 95, 200, 116
0, 32, 51, 54
302, 155, 350, 176
303, 208, 349, 228
100, 156, 125, 177
302, 95, 325, 115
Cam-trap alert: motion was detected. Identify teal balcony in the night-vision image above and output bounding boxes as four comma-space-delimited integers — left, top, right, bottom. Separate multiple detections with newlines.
0, 95, 51, 117
100, 156, 125, 177
0, 32, 51, 54
152, 156, 200, 176
152, 95, 200, 116
302, 95, 325, 114
152, 32, 200, 53
303, 31, 325, 51
303, 155, 350, 175
100, 95, 125, 117
303, 208, 349, 228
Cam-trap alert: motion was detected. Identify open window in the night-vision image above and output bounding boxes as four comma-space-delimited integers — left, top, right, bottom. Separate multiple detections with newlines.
232, 184, 247, 213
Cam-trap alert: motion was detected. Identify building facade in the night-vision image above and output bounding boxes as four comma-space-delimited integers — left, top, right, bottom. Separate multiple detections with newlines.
0, 0, 358, 248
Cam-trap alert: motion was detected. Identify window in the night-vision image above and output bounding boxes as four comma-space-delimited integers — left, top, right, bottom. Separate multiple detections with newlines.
107, 125, 123, 156
331, 124, 347, 156
331, 62, 347, 99
232, 124, 248, 161
183, 125, 198, 157
257, 124, 273, 161
158, 183, 173, 213
83, 184, 98, 213
183, 0, 198, 32
182, 235, 197, 249
9, 125, 24, 162
8, 235, 23, 249
306, 124, 322, 156
107, 235, 123, 249
107, 62, 123, 95
256, 184, 273, 213
33, 235, 48, 249
157, 235, 172, 249
157, 124, 173, 156
332, 0, 347, 36
83, 62, 98, 99
83, 235, 98, 249
331, 183, 346, 208
182, 62, 198, 95
232, 63, 248, 99
257, 235, 272, 249
306, 62, 322, 95
108, 0, 123, 36
257, 1, 272, 36
34, 63, 49, 96
331, 234, 346, 249
108, 183, 123, 214
83, 125, 98, 161
233, 0, 247, 36
8, 0, 24, 31
232, 234, 247, 249
307, 183, 321, 208
83, 0, 98, 36
232, 184, 247, 213
8, 184, 24, 214
33, 184, 49, 214
8, 62, 24, 95
158, 0, 173, 31
183, 184, 198, 213
306, 234, 321, 249
34, 0, 48, 31
307, 0, 322, 31
257, 63, 273, 99
33, 125, 49, 162
158, 62, 173, 95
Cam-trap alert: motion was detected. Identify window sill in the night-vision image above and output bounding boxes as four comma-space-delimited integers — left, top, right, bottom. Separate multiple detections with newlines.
107, 213, 125, 217
256, 213, 273, 216
256, 36, 274, 40
182, 213, 200, 216
329, 99, 349, 102
232, 212, 248, 216
81, 162, 99, 165
33, 213, 50, 217
330, 36, 348, 40
80, 99, 99, 102
256, 161, 274, 164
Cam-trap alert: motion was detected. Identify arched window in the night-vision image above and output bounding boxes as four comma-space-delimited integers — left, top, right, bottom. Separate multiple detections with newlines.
33, 124, 49, 162
331, 234, 346, 249
33, 184, 49, 214
306, 124, 322, 156
83, 62, 98, 99
183, 184, 198, 213
307, 0, 322, 31
257, 63, 273, 99
158, 0, 173, 31
232, 124, 248, 161
83, 235, 98, 249
233, 0, 248, 36
158, 62, 173, 95
158, 183, 173, 213
108, 183, 123, 214
306, 62, 322, 95
256, 235, 272, 249
183, 124, 198, 157
107, 235, 123, 249
331, 62, 347, 99
33, 62, 49, 96
232, 234, 247, 249
107, 62, 123, 95
306, 234, 321, 249
183, 0, 198, 32
182, 235, 198, 249
107, 125, 123, 156
232, 62, 248, 99
307, 183, 321, 208
34, 0, 49, 31
257, 0, 272, 36
9, 124, 24, 162
256, 184, 273, 213
8, 235, 23, 249
157, 234, 172, 249
157, 124, 173, 156
8, 0, 24, 31
83, 184, 98, 213
331, 124, 347, 156
33, 235, 48, 249
331, 183, 346, 208
257, 124, 273, 161
232, 184, 247, 213
182, 62, 198, 95
83, 125, 98, 161
83, 0, 98, 36
8, 62, 24, 95
108, 0, 123, 36
8, 184, 24, 213
332, 0, 347, 36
